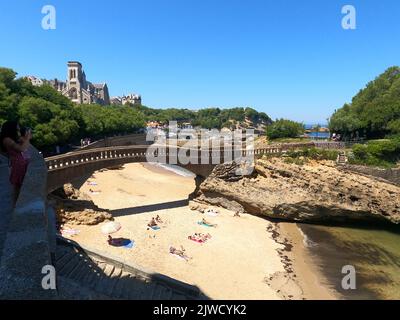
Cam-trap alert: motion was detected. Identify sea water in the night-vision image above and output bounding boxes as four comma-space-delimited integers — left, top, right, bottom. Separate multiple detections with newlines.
298, 223, 400, 299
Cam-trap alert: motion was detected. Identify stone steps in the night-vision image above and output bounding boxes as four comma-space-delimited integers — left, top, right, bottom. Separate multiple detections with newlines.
55, 240, 201, 300
337, 152, 348, 164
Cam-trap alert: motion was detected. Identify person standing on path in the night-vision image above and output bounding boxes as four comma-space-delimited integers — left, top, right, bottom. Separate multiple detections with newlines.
0, 121, 32, 205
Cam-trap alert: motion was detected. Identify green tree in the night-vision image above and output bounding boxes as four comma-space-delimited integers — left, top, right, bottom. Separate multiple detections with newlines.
266, 119, 304, 139
329, 67, 400, 139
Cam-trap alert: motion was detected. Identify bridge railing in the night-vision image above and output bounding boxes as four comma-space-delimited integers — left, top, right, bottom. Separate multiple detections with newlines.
45, 145, 294, 171
45, 141, 348, 171
46, 146, 150, 170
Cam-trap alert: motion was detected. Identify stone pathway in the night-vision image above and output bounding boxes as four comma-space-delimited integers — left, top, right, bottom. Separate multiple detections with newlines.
0, 155, 13, 264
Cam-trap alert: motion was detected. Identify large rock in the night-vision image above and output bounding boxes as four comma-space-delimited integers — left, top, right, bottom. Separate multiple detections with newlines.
194, 158, 400, 224
50, 184, 113, 226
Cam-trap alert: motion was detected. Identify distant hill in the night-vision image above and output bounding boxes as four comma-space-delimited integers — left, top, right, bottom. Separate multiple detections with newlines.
136, 105, 272, 130
329, 66, 400, 139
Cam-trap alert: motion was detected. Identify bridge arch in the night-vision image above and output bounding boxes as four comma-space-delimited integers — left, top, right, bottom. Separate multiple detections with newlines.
46, 145, 226, 193
45, 142, 318, 193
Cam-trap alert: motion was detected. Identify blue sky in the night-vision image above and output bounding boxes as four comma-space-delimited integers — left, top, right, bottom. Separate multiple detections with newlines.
1, 0, 400, 123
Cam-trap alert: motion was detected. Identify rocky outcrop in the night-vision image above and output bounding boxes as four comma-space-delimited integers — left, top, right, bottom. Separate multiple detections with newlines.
193, 158, 400, 224
49, 184, 113, 226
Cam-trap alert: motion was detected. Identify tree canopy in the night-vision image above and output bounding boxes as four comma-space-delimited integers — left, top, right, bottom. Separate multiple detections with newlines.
0, 67, 145, 150
329, 66, 400, 139
0, 66, 273, 151
266, 119, 304, 139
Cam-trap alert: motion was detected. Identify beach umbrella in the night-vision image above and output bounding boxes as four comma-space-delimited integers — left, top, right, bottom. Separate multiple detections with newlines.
101, 221, 121, 235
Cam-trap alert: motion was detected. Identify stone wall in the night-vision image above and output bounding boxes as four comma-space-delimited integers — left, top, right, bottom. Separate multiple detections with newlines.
339, 164, 400, 186
0, 146, 57, 299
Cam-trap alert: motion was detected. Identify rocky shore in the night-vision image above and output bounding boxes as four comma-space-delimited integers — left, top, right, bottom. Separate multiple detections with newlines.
49, 184, 113, 226
192, 158, 400, 225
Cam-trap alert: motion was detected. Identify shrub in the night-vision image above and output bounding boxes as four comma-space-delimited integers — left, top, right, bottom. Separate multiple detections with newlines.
285, 147, 339, 162
350, 138, 400, 167
266, 119, 304, 139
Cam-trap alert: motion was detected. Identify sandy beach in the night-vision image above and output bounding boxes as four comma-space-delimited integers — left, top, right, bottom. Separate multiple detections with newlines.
66, 163, 336, 300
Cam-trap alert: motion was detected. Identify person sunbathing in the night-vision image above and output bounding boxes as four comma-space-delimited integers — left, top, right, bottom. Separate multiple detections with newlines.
148, 217, 158, 228
189, 234, 203, 242
156, 215, 163, 224
170, 246, 191, 261
200, 233, 212, 241
189, 233, 212, 243
108, 235, 132, 247
201, 218, 217, 227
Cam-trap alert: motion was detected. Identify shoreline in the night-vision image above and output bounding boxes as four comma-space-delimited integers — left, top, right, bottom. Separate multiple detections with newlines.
60, 162, 337, 300
279, 222, 339, 300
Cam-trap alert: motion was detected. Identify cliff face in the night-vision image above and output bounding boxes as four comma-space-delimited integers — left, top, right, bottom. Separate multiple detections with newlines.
49, 184, 113, 226
193, 158, 400, 224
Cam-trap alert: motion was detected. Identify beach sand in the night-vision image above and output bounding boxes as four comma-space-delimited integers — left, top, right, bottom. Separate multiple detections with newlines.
69, 163, 336, 300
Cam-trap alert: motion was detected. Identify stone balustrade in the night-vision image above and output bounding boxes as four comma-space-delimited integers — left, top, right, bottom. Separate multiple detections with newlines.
45, 145, 288, 171
0, 146, 56, 299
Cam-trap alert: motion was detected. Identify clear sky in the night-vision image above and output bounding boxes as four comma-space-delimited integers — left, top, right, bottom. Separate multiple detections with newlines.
1, 0, 400, 123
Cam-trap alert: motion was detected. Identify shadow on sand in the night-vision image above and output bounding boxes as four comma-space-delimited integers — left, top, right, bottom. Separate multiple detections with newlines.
110, 199, 189, 217
55, 237, 209, 300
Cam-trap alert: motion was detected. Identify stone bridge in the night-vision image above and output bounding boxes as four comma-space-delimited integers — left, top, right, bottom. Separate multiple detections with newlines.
45, 144, 292, 193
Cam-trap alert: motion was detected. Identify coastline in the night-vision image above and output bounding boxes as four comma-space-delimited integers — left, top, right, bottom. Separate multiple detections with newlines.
279, 222, 339, 300
61, 162, 337, 300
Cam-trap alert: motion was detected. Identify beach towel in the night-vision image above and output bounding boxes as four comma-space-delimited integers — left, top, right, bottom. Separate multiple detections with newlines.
197, 221, 216, 228
108, 238, 135, 249
188, 236, 205, 244
171, 252, 187, 261
87, 182, 98, 186
205, 209, 219, 217
150, 225, 161, 230
123, 240, 135, 249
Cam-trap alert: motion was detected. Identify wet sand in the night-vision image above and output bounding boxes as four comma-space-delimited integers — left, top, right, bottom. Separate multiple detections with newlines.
280, 222, 338, 299
68, 163, 335, 300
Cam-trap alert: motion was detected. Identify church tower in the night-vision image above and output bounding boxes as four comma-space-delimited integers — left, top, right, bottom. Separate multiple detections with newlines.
67, 61, 84, 103
59, 61, 110, 105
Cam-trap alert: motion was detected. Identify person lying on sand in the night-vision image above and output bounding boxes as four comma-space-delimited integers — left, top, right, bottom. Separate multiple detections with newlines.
189, 233, 212, 243
201, 218, 217, 227
170, 246, 191, 261
194, 232, 211, 239
108, 235, 133, 248
89, 188, 101, 193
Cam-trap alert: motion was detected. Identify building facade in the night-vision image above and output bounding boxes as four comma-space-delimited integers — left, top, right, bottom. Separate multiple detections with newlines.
110, 93, 142, 106
25, 75, 44, 87
25, 61, 142, 107
49, 61, 110, 105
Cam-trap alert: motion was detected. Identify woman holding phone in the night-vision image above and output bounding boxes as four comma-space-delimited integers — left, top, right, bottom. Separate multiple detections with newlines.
0, 121, 32, 204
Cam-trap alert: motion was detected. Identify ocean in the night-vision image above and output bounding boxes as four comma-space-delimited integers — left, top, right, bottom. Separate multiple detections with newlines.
298, 223, 400, 299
